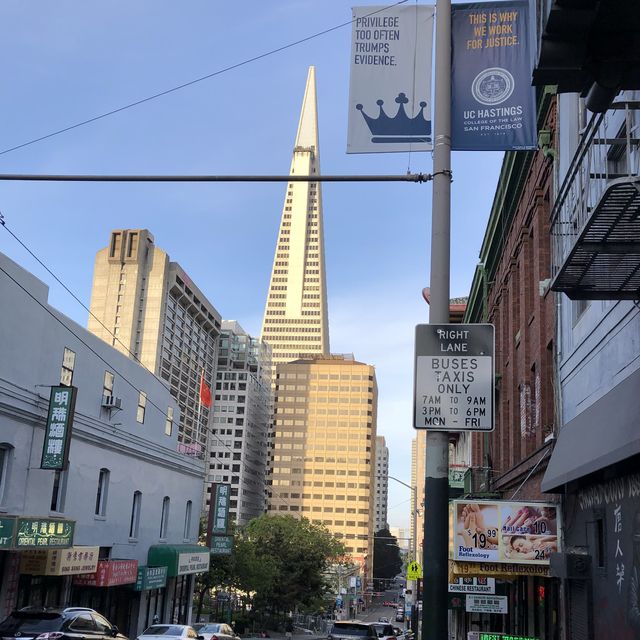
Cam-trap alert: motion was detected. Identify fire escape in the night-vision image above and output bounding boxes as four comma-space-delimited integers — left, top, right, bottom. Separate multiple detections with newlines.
550, 103, 640, 299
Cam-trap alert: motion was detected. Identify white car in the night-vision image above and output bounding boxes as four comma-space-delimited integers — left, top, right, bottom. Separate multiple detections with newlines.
192, 623, 240, 640
137, 625, 204, 640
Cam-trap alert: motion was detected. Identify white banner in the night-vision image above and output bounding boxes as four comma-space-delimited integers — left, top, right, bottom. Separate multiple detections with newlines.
347, 5, 434, 153
465, 595, 508, 614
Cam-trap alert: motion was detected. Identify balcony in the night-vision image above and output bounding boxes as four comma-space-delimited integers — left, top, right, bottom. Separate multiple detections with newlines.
533, 0, 640, 112
551, 102, 640, 299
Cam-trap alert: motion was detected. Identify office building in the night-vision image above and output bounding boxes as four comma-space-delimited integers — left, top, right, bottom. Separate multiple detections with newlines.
208, 320, 272, 524
267, 355, 377, 577
374, 436, 389, 532
260, 66, 330, 367
88, 229, 222, 451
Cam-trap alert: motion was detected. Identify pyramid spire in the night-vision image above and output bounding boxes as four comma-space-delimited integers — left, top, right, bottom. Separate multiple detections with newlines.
260, 66, 330, 367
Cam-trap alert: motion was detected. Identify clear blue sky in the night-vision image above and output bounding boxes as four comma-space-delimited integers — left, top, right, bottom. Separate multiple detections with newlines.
0, 1, 503, 529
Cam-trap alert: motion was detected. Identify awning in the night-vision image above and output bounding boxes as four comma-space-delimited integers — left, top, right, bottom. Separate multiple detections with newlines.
147, 544, 210, 577
542, 366, 640, 492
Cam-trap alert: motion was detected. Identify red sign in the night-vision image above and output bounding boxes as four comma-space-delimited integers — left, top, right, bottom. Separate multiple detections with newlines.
74, 559, 138, 587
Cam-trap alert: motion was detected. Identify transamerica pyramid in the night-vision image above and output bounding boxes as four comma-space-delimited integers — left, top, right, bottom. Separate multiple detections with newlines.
260, 66, 330, 365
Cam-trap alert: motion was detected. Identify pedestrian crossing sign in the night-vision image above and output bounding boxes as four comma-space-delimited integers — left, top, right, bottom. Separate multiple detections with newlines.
407, 561, 423, 580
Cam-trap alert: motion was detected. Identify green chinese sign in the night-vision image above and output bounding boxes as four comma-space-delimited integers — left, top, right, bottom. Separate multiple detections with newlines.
479, 634, 538, 640
16, 518, 75, 549
134, 565, 168, 591
41, 386, 76, 470
449, 466, 467, 489
210, 536, 233, 555
0, 517, 16, 548
210, 483, 231, 536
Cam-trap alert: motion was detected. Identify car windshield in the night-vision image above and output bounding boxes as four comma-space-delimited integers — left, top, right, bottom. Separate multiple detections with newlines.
143, 626, 186, 636
0, 613, 64, 634
331, 624, 371, 636
197, 625, 222, 633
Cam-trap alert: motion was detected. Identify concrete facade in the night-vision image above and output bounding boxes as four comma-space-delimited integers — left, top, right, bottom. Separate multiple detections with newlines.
208, 320, 272, 524
0, 252, 206, 634
88, 228, 222, 450
266, 355, 377, 578
374, 436, 388, 532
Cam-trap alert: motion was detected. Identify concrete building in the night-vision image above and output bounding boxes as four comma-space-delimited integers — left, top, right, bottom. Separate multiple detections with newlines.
267, 355, 377, 579
260, 66, 330, 367
88, 228, 222, 451
374, 436, 389, 532
208, 320, 271, 524
0, 252, 207, 634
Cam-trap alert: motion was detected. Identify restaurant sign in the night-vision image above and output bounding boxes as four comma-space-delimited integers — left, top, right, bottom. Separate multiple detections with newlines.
21, 546, 99, 576
134, 565, 168, 591
479, 634, 539, 640
177, 551, 210, 576
210, 483, 231, 537
0, 517, 16, 548
210, 536, 233, 555
41, 386, 76, 470
466, 594, 508, 614
74, 559, 138, 587
15, 518, 74, 549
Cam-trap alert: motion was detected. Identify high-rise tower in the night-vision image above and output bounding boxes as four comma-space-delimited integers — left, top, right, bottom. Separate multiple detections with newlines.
260, 66, 330, 365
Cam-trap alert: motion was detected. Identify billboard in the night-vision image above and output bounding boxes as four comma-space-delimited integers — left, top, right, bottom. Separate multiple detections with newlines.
451, 0, 537, 151
453, 500, 560, 565
347, 5, 434, 153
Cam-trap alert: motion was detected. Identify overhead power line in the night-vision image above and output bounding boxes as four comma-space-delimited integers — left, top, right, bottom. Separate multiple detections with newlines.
0, 1, 408, 158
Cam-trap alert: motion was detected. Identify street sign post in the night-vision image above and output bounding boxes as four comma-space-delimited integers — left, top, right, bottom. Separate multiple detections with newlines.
414, 324, 494, 431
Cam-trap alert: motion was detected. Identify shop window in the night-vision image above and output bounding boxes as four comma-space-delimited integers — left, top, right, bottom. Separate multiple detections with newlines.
95, 468, 110, 516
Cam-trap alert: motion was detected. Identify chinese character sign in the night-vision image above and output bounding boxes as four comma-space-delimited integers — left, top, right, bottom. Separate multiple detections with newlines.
347, 5, 434, 153
41, 386, 76, 470
209, 483, 231, 539
451, 1, 537, 151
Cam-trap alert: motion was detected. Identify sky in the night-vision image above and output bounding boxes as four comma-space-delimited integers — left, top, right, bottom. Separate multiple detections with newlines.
0, 1, 504, 530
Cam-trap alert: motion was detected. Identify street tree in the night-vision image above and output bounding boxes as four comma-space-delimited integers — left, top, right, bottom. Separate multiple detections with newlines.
373, 528, 402, 588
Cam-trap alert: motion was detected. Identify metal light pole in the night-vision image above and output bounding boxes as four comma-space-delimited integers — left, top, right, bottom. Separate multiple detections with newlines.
423, 0, 452, 638
387, 476, 418, 564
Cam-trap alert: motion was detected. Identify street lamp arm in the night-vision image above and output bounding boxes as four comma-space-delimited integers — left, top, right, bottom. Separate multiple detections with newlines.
388, 475, 417, 495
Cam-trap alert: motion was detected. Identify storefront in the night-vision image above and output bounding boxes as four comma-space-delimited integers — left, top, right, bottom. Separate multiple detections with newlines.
147, 545, 210, 626
71, 560, 139, 636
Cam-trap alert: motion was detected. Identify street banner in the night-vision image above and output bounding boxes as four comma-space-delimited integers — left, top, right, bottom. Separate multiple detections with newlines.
453, 500, 560, 565
451, 0, 537, 151
347, 5, 434, 153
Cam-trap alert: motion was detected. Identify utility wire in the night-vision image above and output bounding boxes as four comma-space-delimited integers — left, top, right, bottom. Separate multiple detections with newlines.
0, 1, 408, 158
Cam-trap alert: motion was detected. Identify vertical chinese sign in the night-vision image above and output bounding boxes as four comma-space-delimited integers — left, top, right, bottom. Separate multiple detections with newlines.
451, 0, 537, 151
208, 483, 233, 553
41, 386, 76, 470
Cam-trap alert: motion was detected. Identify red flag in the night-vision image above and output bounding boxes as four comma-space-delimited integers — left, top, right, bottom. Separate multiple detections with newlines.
199, 370, 212, 408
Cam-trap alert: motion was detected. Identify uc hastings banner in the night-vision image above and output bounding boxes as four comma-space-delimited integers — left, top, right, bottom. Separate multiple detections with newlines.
347, 6, 434, 153
451, 0, 537, 151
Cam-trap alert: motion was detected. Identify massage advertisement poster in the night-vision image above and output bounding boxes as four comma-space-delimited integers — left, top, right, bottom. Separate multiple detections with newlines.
453, 500, 560, 565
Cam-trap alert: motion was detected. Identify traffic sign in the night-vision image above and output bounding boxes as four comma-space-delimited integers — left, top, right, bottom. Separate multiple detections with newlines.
407, 561, 423, 580
413, 324, 494, 431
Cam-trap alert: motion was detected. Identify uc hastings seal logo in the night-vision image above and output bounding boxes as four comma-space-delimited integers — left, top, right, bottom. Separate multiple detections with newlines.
471, 67, 515, 106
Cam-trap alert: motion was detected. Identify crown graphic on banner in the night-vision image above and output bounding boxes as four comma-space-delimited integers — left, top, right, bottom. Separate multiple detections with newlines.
356, 92, 431, 144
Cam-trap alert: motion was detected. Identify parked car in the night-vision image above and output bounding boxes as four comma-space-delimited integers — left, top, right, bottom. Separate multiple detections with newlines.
371, 623, 396, 640
0, 607, 128, 640
327, 622, 378, 640
377, 618, 390, 624
137, 625, 203, 640
191, 624, 239, 640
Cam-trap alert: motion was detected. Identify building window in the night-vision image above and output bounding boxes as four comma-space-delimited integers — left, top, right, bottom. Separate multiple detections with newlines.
137, 392, 147, 423
0, 445, 13, 505
184, 500, 193, 540
129, 491, 142, 538
50, 470, 67, 512
160, 496, 170, 539
103, 371, 114, 399
60, 348, 75, 386
95, 468, 110, 516
165, 407, 174, 436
